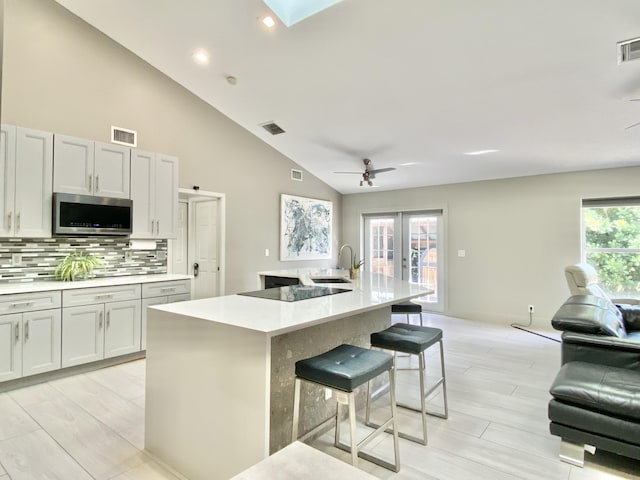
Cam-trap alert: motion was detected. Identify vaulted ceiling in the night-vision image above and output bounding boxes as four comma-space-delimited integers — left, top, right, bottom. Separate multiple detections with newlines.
56, 0, 640, 194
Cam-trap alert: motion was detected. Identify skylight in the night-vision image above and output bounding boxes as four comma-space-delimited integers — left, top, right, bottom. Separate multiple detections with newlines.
263, 0, 343, 27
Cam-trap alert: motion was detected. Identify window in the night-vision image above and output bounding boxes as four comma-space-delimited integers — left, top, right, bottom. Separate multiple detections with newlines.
582, 197, 640, 297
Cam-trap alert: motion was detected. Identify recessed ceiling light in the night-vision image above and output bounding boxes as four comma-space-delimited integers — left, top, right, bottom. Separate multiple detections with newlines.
193, 49, 210, 65
463, 149, 499, 156
261, 15, 276, 28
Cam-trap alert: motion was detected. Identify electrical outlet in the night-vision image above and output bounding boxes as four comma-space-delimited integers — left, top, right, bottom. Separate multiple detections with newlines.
528, 305, 534, 314
124, 251, 133, 262
11, 253, 22, 266
325, 388, 332, 400
156, 251, 167, 261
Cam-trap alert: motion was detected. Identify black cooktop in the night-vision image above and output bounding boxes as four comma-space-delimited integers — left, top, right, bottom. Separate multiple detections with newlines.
238, 285, 351, 302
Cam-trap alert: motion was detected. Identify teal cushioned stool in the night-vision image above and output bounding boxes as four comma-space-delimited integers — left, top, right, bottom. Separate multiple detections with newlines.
368, 324, 448, 445
292, 344, 400, 472
391, 301, 423, 326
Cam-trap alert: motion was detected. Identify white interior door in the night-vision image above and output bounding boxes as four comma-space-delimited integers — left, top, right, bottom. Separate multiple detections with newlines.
171, 201, 189, 275
192, 199, 219, 300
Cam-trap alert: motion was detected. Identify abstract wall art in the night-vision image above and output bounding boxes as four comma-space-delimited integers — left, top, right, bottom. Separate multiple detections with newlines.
280, 194, 332, 261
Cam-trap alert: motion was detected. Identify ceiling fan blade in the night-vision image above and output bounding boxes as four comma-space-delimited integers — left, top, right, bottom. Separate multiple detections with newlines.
368, 167, 396, 175
334, 171, 364, 174
624, 120, 640, 130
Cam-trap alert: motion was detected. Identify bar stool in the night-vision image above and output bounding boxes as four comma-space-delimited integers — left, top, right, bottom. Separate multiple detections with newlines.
292, 344, 400, 472
367, 324, 448, 445
391, 301, 423, 326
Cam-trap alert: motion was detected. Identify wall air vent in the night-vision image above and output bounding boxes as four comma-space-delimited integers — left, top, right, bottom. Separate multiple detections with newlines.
111, 126, 137, 147
260, 122, 285, 135
618, 37, 640, 64
291, 169, 303, 181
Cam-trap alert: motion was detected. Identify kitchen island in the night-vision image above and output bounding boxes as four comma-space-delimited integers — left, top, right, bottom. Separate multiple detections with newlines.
144, 271, 429, 480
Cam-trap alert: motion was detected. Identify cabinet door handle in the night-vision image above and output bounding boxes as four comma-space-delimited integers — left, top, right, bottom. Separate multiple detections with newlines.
156, 220, 160, 234
88, 175, 92, 191
7, 212, 11, 229
159, 287, 175, 293
15, 322, 19, 342
95, 175, 100, 193
24, 320, 29, 340
16, 213, 20, 232
10, 301, 33, 309
99, 311, 103, 329
95, 294, 113, 300
106, 310, 110, 328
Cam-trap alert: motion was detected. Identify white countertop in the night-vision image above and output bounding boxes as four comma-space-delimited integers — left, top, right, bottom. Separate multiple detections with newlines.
0, 274, 192, 295
152, 272, 429, 336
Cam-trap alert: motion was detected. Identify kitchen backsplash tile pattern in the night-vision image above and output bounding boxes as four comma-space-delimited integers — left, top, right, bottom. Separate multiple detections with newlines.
0, 238, 168, 283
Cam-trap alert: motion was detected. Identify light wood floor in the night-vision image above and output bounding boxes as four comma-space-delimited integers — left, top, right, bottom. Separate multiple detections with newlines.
0, 313, 638, 479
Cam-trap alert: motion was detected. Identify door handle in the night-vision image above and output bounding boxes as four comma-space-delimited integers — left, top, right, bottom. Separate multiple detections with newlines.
193, 262, 199, 277
106, 310, 110, 328
25, 320, 29, 340
99, 311, 104, 329
15, 322, 19, 343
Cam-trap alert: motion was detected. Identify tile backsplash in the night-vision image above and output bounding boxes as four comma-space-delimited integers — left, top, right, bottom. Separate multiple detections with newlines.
0, 237, 168, 283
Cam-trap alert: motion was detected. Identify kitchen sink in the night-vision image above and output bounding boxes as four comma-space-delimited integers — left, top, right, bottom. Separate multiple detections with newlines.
312, 277, 351, 284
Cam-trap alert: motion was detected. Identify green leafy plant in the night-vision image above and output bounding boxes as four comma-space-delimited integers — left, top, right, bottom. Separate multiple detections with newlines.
54, 252, 103, 282
353, 257, 365, 270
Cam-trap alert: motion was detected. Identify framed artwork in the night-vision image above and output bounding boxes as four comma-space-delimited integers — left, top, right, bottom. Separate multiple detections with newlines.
280, 194, 332, 261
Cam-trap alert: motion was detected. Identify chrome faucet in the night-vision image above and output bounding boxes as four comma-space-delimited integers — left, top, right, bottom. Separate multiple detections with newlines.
339, 244, 354, 270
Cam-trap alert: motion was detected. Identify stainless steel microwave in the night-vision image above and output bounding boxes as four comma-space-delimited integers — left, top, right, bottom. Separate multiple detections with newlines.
52, 193, 132, 236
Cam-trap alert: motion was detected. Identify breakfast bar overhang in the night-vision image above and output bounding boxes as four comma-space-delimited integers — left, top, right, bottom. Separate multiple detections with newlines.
144, 272, 429, 480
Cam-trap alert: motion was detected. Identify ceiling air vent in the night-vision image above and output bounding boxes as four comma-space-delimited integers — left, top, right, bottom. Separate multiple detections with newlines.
291, 169, 303, 181
111, 126, 137, 147
260, 122, 285, 135
617, 37, 640, 64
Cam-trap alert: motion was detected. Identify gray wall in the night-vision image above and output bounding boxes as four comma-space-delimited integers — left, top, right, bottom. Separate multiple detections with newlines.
342, 166, 640, 329
1, 0, 342, 294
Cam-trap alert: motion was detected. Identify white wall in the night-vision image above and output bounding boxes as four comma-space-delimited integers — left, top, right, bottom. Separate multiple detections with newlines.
1, 0, 342, 294
342, 166, 640, 329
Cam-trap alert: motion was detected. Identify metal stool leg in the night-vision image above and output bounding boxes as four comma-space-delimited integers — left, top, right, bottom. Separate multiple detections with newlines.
439, 339, 449, 419
292, 377, 301, 441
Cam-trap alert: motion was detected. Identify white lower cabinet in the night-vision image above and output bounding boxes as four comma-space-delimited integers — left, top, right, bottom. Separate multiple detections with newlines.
141, 279, 191, 350
61, 285, 142, 368
0, 309, 62, 382
62, 300, 141, 368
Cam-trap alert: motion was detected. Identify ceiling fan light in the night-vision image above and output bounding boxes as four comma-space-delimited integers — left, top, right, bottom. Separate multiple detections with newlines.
368, 180, 373, 186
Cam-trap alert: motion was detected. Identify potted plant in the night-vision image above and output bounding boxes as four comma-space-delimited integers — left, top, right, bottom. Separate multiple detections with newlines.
54, 251, 103, 282
350, 257, 364, 279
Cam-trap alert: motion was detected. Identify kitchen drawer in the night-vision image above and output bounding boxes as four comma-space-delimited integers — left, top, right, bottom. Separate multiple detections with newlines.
142, 280, 190, 299
0, 291, 61, 315
63, 284, 141, 307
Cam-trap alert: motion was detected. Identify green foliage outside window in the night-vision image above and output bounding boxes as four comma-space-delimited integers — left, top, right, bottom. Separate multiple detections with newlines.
584, 206, 640, 297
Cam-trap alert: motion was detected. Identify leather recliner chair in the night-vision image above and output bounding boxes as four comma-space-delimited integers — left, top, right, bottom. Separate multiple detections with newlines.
565, 263, 639, 305
549, 295, 640, 466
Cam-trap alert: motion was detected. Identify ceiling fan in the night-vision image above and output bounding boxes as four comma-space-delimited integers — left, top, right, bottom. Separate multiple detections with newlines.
334, 158, 396, 187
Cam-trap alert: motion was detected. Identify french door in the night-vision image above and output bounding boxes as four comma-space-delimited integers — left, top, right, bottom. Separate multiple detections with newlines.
364, 210, 444, 311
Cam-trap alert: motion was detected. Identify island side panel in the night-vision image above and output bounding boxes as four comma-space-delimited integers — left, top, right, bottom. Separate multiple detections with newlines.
145, 309, 271, 480
269, 306, 391, 453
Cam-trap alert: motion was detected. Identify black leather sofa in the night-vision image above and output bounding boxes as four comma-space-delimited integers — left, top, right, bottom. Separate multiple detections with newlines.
549, 295, 640, 466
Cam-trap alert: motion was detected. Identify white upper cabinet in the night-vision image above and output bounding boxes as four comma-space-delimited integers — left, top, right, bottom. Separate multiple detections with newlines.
94, 142, 130, 198
0, 125, 53, 238
130, 149, 178, 239
54, 135, 130, 199
52, 135, 93, 196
